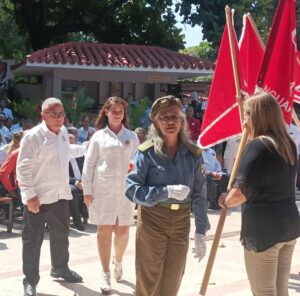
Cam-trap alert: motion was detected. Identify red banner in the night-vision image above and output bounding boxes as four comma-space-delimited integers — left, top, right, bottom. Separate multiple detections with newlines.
257, 0, 297, 124
198, 15, 246, 148
239, 14, 264, 95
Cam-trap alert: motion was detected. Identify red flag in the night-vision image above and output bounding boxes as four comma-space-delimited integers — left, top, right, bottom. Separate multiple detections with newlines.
239, 14, 265, 95
199, 17, 246, 148
257, 0, 297, 124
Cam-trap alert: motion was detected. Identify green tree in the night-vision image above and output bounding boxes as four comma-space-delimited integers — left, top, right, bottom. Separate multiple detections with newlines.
2, 0, 184, 52
180, 41, 217, 62
0, 2, 30, 60
176, 0, 298, 47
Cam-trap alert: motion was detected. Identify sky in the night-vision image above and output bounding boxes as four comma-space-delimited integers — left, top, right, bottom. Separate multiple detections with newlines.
175, 8, 204, 48
176, 22, 204, 48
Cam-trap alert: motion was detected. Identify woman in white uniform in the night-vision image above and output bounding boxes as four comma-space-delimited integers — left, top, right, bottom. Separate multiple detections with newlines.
82, 96, 139, 294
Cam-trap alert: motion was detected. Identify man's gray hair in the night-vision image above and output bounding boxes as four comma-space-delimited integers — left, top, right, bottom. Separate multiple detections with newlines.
41, 97, 63, 111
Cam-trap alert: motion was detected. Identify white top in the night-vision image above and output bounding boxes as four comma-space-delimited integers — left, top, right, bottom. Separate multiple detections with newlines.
202, 148, 222, 174
16, 121, 86, 205
82, 125, 139, 225
77, 126, 96, 144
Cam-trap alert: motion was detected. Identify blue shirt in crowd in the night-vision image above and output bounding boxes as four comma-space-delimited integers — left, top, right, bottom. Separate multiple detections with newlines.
125, 143, 210, 234
202, 148, 222, 175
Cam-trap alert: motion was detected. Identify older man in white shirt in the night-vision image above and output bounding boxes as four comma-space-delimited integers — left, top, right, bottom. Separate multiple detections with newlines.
17, 98, 86, 296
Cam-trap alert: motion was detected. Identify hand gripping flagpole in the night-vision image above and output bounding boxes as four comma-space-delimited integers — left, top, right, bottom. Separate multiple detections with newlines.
199, 6, 248, 295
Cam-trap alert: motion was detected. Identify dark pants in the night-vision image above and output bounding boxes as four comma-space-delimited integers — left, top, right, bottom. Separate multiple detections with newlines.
136, 205, 190, 296
69, 185, 88, 224
22, 199, 70, 286
207, 174, 230, 209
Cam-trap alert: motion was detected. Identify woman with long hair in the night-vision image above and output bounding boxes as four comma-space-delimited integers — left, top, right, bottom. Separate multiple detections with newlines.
82, 96, 139, 294
126, 95, 209, 296
219, 92, 300, 296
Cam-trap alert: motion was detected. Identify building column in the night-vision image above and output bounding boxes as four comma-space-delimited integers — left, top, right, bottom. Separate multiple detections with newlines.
52, 72, 62, 98
134, 83, 144, 100
99, 82, 110, 104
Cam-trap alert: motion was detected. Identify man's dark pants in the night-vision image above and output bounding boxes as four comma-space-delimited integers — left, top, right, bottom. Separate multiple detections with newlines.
22, 199, 70, 286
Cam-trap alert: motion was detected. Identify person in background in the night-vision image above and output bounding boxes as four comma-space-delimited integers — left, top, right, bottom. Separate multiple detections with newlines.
5, 117, 13, 142
218, 92, 300, 296
223, 136, 241, 174
126, 95, 209, 296
77, 115, 95, 144
289, 123, 300, 189
11, 115, 27, 132
64, 112, 73, 128
134, 127, 146, 144
202, 147, 229, 209
186, 106, 201, 142
0, 99, 13, 119
17, 98, 85, 296
0, 112, 10, 144
0, 131, 24, 211
68, 133, 88, 231
22, 119, 34, 131
82, 96, 139, 294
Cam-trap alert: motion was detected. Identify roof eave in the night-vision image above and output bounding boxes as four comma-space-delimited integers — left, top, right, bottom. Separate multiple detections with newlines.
12, 62, 214, 75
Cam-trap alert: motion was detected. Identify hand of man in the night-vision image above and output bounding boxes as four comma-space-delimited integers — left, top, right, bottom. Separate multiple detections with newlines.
210, 172, 222, 181
167, 185, 190, 201
194, 233, 207, 262
218, 192, 228, 208
76, 182, 83, 191
27, 196, 40, 214
84, 194, 94, 207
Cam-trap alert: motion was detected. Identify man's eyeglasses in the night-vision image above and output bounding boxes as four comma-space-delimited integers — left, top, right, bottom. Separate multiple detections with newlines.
158, 114, 182, 123
45, 112, 66, 119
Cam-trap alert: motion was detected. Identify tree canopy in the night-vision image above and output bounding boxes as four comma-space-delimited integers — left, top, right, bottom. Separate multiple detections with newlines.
1, 0, 184, 54
176, 0, 300, 48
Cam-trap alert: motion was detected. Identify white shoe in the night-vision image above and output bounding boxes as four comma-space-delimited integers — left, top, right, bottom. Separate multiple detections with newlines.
113, 261, 123, 282
100, 271, 111, 294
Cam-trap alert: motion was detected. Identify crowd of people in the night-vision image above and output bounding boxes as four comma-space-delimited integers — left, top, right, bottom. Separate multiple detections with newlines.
0, 92, 299, 296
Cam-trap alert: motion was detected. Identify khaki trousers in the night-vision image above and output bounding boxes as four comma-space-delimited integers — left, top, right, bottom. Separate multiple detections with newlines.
135, 205, 190, 296
244, 239, 297, 296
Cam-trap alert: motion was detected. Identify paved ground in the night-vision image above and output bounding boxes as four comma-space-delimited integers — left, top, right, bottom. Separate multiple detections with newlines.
0, 196, 300, 296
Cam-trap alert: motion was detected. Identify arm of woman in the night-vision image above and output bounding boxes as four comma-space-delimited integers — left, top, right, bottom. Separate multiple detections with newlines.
192, 156, 210, 235
125, 150, 169, 206
81, 135, 99, 198
218, 188, 247, 208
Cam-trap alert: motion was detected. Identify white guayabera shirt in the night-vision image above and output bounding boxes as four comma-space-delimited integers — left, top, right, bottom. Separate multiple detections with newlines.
17, 121, 86, 205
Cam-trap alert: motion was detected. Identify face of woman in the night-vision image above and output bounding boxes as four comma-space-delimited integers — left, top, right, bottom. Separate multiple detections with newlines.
155, 105, 182, 139
105, 103, 125, 126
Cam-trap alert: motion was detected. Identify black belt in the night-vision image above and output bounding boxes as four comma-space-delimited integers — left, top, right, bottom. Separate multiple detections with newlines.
157, 202, 191, 211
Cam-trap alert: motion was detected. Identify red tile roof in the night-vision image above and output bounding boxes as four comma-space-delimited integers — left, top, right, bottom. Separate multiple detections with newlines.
13, 42, 215, 71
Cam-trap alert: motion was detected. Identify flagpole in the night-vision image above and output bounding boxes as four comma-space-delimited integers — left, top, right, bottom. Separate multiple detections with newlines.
199, 6, 248, 295
225, 6, 244, 128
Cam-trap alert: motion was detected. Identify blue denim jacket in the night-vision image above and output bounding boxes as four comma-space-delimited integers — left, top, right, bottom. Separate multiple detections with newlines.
125, 144, 210, 234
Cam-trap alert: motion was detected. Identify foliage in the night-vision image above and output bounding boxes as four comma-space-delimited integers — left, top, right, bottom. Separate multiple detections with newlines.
0, 3, 30, 60
2, 0, 184, 52
11, 97, 40, 122
180, 41, 217, 62
60, 88, 94, 126
176, 0, 300, 48
128, 97, 152, 130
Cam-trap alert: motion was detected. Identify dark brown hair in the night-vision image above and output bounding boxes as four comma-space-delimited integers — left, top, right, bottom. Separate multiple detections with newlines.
95, 96, 130, 130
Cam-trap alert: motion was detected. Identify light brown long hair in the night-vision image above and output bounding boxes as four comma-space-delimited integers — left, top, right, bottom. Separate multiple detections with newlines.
7, 131, 24, 153
244, 92, 296, 164
95, 96, 130, 130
